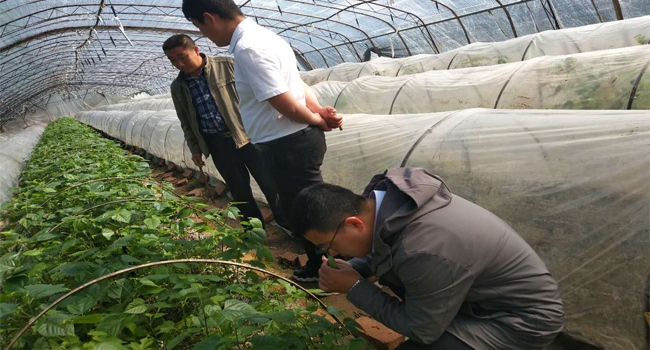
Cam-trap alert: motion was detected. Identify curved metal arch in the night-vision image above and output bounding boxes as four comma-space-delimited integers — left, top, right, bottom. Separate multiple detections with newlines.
0, 23, 346, 88
1, 69, 172, 106
0, 2, 359, 51
424, 0, 471, 44
5, 75, 162, 105
275, 0, 411, 56
2, 24, 202, 53
494, 0, 518, 37
286, 0, 439, 53
1, 81, 144, 115
241, 9, 355, 61
4, 81, 146, 111
282, 35, 331, 67
1, 6, 362, 62
0, 36, 219, 66
240, 4, 378, 56
0, 49, 174, 87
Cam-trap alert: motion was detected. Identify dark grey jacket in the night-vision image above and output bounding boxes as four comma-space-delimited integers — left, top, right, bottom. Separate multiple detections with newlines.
347, 168, 564, 349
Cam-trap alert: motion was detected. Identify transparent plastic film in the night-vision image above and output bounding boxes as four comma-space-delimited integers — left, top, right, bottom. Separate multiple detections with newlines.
0, 123, 46, 205
320, 108, 649, 350
311, 45, 650, 114
299, 15, 650, 85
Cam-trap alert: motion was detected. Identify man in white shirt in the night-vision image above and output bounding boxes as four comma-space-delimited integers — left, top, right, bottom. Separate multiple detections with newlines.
182, 0, 343, 282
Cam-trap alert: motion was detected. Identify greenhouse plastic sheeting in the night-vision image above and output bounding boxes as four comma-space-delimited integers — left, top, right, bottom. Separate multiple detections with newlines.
95, 98, 175, 111
320, 108, 649, 350
299, 15, 650, 85
312, 45, 650, 115
0, 124, 45, 205
76, 107, 648, 349
75, 110, 266, 201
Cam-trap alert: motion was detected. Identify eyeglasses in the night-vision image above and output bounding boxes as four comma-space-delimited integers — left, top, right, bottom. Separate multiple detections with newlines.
316, 212, 356, 256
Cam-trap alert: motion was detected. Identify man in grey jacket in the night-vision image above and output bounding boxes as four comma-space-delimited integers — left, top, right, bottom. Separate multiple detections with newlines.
292, 168, 564, 349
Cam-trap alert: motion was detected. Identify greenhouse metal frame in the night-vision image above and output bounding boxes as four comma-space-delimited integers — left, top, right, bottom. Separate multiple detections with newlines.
2, 0, 649, 124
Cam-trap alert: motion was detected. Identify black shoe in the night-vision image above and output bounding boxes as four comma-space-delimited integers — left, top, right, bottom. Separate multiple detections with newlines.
292, 265, 319, 282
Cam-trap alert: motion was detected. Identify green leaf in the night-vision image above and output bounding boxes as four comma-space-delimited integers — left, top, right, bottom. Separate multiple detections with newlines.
178, 207, 193, 218
25, 284, 67, 299
167, 331, 191, 349
153, 301, 173, 308
0, 303, 17, 321
222, 235, 238, 249
61, 238, 78, 253
94, 343, 125, 350
143, 217, 161, 229
124, 298, 148, 314
204, 304, 222, 317
37, 322, 74, 337
102, 228, 115, 240
121, 255, 140, 263
225, 207, 240, 220
328, 255, 336, 268
326, 305, 344, 318
155, 320, 175, 334
224, 299, 257, 313
249, 218, 263, 229
249, 228, 266, 242
343, 317, 364, 337
192, 336, 223, 350
67, 296, 97, 315
111, 209, 132, 223
97, 314, 126, 336
265, 310, 297, 324
305, 314, 331, 336
138, 278, 158, 287
74, 314, 106, 324
251, 335, 292, 349
34, 233, 59, 242
23, 249, 43, 256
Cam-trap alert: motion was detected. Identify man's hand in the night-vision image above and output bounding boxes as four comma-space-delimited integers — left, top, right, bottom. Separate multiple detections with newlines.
318, 106, 343, 130
319, 256, 362, 293
315, 114, 333, 132
191, 153, 205, 167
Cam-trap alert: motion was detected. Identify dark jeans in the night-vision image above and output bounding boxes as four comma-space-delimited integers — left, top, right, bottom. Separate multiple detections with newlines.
202, 132, 282, 226
396, 332, 474, 350
256, 125, 327, 269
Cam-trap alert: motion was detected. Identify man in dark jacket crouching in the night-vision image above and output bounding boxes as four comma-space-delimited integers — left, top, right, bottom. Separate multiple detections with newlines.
291, 167, 564, 349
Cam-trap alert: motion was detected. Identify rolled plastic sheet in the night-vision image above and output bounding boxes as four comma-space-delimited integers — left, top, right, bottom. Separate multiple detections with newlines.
320, 108, 649, 350
94, 97, 175, 111
300, 15, 650, 85
311, 81, 350, 108
313, 45, 650, 114
0, 124, 46, 205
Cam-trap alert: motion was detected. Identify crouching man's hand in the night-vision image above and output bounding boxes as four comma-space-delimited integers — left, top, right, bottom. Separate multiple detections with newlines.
319, 256, 362, 293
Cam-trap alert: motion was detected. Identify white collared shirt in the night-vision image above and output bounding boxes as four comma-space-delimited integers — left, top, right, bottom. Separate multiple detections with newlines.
228, 18, 308, 144
372, 190, 386, 254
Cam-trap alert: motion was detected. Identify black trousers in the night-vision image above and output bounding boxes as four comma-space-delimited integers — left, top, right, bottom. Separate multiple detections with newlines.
202, 132, 282, 226
256, 125, 327, 269
395, 333, 474, 350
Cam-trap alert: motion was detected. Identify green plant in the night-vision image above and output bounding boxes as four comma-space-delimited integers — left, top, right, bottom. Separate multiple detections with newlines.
0, 118, 366, 350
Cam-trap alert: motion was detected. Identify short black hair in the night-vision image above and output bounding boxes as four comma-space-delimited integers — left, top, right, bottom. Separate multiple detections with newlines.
162, 34, 195, 52
291, 183, 367, 237
182, 0, 243, 23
